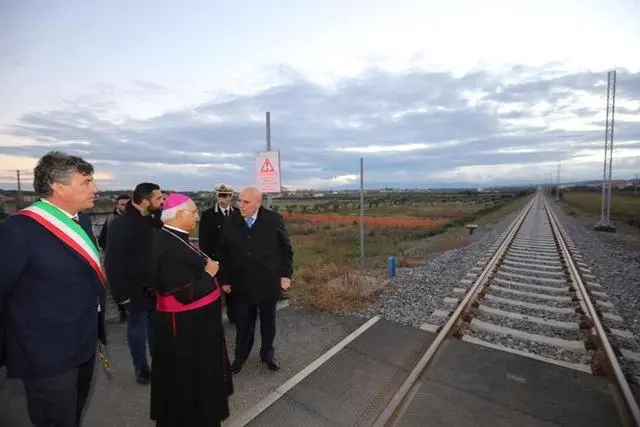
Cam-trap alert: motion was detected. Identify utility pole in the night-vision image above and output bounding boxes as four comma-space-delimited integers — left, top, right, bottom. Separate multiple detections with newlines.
359, 157, 365, 267
633, 156, 640, 195
16, 170, 23, 208
595, 70, 616, 232
555, 161, 561, 201
265, 111, 273, 209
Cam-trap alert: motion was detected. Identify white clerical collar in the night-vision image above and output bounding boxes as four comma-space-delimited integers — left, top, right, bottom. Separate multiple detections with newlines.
42, 198, 78, 220
164, 224, 189, 234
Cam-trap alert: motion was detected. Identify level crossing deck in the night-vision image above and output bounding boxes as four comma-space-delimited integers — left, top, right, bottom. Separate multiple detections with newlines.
238, 318, 625, 427
0, 309, 627, 427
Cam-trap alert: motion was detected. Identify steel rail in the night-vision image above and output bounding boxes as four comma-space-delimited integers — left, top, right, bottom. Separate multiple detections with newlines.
544, 199, 640, 426
371, 194, 538, 427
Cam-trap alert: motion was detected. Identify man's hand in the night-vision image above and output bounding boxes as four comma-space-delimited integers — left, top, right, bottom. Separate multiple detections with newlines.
281, 277, 291, 290
205, 259, 219, 276
222, 285, 231, 294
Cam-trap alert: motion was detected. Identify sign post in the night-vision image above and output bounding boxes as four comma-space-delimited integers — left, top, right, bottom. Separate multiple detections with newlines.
359, 157, 364, 267
256, 150, 282, 195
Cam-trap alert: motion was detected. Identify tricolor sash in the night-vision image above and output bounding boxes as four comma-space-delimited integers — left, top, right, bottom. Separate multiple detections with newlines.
15, 201, 107, 287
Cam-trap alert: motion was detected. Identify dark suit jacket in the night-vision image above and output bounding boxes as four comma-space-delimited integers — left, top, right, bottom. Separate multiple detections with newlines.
97, 208, 120, 250
198, 203, 236, 258
104, 203, 159, 311
217, 207, 293, 304
0, 211, 105, 379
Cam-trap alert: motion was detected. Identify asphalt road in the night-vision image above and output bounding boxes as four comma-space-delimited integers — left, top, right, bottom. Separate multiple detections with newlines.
0, 304, 365, 427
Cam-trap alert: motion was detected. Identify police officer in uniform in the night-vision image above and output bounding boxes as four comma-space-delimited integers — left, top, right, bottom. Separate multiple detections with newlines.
198, 184, 237, 322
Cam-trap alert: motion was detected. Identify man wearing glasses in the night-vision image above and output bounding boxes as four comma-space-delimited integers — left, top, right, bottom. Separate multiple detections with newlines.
198, 184, 237, 323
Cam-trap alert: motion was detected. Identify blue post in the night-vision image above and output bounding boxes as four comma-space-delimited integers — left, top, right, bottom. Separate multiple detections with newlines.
387, 256, 397, 278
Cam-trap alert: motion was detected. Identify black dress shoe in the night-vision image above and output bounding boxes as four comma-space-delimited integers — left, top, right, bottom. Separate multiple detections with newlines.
230, 361, 243, 375
262, 358, 280, 371
135, 365, 151, 385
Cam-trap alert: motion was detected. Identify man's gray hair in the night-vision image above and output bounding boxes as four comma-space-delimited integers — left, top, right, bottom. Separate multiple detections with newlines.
33, 151, 95, 198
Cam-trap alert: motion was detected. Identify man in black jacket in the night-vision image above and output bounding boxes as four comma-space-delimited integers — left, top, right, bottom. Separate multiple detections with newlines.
217, 187, 293, 375
105, 182, 164, 384
98, 194, 130, 323
198, 184, 237, 321
0, 151, 105, 426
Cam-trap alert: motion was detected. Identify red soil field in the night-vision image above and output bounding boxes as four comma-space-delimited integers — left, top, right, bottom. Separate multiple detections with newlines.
281, 212, 447, 229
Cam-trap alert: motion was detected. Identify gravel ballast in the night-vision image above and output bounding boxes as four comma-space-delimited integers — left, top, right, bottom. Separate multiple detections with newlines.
549, 203, 640, 379
549, 204, 640, 340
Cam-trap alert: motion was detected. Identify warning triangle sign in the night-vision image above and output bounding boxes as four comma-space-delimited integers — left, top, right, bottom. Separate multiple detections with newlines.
261, 158, 275, 173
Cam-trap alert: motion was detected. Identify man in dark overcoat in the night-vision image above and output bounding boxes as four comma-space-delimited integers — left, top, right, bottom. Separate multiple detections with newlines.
97, 194, 130, 323
217, 187, 293, 375
198, 184, 237, 322
104, 182, 164, 385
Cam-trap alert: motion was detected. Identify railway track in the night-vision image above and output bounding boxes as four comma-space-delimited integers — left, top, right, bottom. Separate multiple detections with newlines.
373, 191, 640, 427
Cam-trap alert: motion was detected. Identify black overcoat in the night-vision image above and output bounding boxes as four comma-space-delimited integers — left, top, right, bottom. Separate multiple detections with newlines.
217, 207, 293, 304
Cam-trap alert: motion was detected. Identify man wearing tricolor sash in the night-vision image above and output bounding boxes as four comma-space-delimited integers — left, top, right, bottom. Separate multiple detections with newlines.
0, 151, 105, 427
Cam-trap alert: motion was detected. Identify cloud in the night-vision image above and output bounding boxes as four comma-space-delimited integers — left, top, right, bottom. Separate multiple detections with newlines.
1, 63, 639, 191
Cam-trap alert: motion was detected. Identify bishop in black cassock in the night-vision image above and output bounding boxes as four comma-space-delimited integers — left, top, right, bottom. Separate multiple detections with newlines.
148, 193, 233, 427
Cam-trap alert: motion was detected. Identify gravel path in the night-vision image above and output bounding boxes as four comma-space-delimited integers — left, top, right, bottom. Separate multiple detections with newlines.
349, 209, 520, 328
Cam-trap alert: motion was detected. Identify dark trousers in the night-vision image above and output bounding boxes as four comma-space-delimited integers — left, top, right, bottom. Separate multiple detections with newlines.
127, 310, 153, 368
225, 291, 237, 322
22, 355, 95, 427
234, 301, 277, 362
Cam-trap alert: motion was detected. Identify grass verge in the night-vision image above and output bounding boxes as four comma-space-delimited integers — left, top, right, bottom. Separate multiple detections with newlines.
288, 194, 531, 311
562, 192, 640, 228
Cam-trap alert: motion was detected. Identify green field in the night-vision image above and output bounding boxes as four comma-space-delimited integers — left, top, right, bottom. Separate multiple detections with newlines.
563, 191, 640, 227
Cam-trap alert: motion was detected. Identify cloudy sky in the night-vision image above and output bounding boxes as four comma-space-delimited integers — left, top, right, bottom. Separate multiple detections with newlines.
1, 0, 639, 191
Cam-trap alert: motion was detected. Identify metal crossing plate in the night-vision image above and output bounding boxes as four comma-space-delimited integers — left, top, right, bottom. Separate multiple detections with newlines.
246, 320, 435, 426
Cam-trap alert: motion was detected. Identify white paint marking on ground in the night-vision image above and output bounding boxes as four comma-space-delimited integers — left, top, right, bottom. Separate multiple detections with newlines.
227, 315, 381, 427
